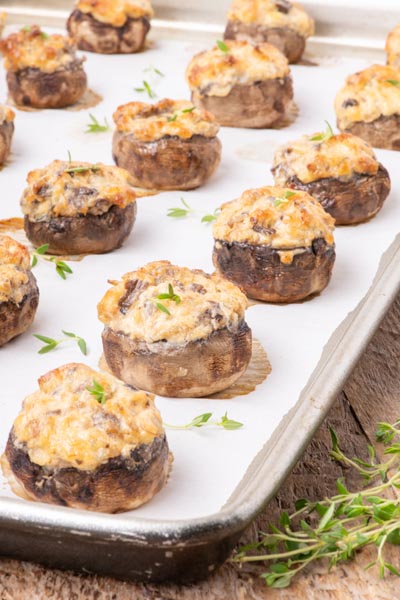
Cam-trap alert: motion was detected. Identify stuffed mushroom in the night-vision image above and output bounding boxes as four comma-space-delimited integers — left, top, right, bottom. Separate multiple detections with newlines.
386, 24, 400, 68
0, 234, 39, 347
112, 99, 221, 190
335, 64, 400, 150
67, 0, 153, 54
0, 25, 87, 109
224, 0, 314, 64
271, 127, 391, 225
20, 160, 137, 255
1, 363, 170, 513
213, 186, 335, 303
98, 261, 252, 397
0, 105, 15, 165
186, 40, 293, 128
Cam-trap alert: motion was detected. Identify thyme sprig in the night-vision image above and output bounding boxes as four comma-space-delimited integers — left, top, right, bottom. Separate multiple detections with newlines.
164, 412, 243, 431
33, 330, 88, 355
167, 106, 196, 122
31, 244, 73, 280
134, 65, 164, 99
386, 80, 400, 87
233, 418, 400, 589
85, 113, 109, 133
134, 80, 156, 99
310, 120, 335, 143
155, 283, 181, 315
86, 380, 107, 404
65, 163, 101, 174
167, 198, 220, 224
274, 190, 296, 208
217, 40, 230, 53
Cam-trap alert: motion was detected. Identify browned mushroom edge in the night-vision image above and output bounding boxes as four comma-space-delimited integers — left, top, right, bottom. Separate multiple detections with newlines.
0, 120, 14, 165
23, 203, 136, 255
2, 430, 170, 513
67, 9, 150, 54
191, 76, 293, 128
276, 164, 391, 225
6, 61, 87, 109
224, 21, 305, 64
213, 238, 335, 303
101, 322, 252, 398
339, 114, 400, 151
112, 133, 222, 190
0, 272, 39, 347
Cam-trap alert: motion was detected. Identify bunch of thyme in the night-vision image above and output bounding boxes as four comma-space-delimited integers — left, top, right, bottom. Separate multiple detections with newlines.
233, 419, 400, 588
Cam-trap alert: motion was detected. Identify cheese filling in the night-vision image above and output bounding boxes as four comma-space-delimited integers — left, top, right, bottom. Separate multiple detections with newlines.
12, 363, 164, 471
335, 64, 400, 129
113, 99, 220, 141
0, 26, 83, 74
386, 24, 400, 68
272, 132, 379, 184
227, 0, 314, 38
76, 0, 153, 26
21, 160, 137, 222
186, 40, 289, 97
98, 261, 248, 344
213, 186, 335, 249
0, 235, 32, 304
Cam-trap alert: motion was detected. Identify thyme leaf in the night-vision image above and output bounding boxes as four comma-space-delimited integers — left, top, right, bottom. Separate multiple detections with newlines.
85, 113, 109, 134
310, 121, 335, 143
86, 380, 107, 404
164, 412, 244, 430
217, 40, 230, 53
31, 245, 73, 280
134, 80, 157, 99
33, 330, 88, 355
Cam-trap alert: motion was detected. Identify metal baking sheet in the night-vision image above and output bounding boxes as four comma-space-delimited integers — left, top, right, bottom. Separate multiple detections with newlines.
1, 0, 400, 581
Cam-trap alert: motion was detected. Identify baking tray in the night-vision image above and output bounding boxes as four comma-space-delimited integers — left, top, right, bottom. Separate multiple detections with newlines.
1, 0, 400, 583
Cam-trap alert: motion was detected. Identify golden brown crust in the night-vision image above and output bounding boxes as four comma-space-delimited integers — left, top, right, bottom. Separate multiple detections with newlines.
386, 24, 400, 68
226, 0, 314, 38
272, 132, 379, 184
213, 186, 335, 252
20, 160, 137, 222
98, 260, 248, 345
335, 64, 400, 130
186, 40, 289, 97
75, 0, 153, 26
0, 26, 83, 74
0, 235, 32, 304
113, 98, 220, 141
11, 363, 164, 472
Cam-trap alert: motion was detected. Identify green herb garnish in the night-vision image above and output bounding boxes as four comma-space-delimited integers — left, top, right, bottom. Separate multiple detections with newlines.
164, 411, 243, 430
144, 65, 165, 78
155, 284, 181, 315
33, 330, 87, 355
201, 208, 221, 223
167, 106, 196, 123
167, 198, 194, 218
134, 80, 157, 99
217, 40, 230, 53
86, 380, 107, 404
274, 190, 296, 208
64, 163, 101, 174
386, 79, 400, 87
31, 244, 73, 280
310, 120, 335, 142
233, 416, 400, 588
85, 114, 109, 134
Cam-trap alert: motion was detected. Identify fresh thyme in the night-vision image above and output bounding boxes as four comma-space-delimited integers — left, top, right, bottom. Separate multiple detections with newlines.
386, 80, 400, 87
310, 121, 335, 142
134, 80, 157, 99
85, 113, 109, 134
64, 163, 101, 174
33, 330, 88, 355
155, 284, 181, 315
167, 106, 196, 123
86, 380, 107, 404
233, 417, 400, 588
217, 40, 230, 53
164, 411, 243, 430
167, 198, 220, 224
31, 244, 73, 280
144, 65, 165, 78
274, 190, 296, 208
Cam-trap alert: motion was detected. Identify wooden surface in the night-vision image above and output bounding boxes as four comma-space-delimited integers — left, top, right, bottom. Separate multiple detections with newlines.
1, 296, 400, 599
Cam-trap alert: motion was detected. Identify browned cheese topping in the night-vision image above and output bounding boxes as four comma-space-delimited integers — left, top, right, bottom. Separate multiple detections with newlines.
12, 363, 164, 471
227, 0, 314, 37
98, 261, 248, 344
186, 40, 289, 97
0, 25, 84, 74
0, 105, 15, 124
335, 64, 400, 130
272, 132, 379, 185
386, 24, 400, 68
20, 160, 137, 222
0, 234, 32, 304
113, 98, 220, 142
213, 186, 335, 264
75, 0, 153, 26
